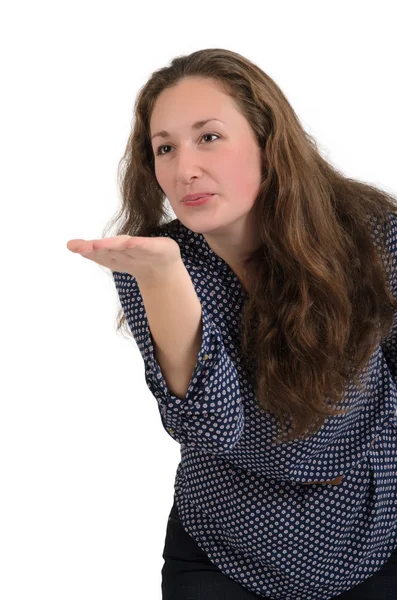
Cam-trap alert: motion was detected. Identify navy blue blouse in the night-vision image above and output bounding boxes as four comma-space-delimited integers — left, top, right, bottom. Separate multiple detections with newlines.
112, 214, 397, 599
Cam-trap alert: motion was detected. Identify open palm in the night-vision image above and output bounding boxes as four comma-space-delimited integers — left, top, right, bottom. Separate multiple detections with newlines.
66, 235, 182, 281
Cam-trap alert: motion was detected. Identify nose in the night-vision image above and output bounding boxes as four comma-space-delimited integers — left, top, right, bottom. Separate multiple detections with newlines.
174, 145, 206, 179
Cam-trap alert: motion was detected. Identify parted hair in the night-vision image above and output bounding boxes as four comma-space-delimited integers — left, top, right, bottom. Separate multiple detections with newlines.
102, 48, 397, 443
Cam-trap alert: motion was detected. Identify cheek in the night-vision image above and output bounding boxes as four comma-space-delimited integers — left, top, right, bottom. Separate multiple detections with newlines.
154, 165, 172, 193
226, 167, 261, 204
219, 148, 261, 192
238, 153, 262, 200
154, 162, 165, 181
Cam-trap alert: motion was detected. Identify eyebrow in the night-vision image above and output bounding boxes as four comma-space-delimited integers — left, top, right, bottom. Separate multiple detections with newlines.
150, 118, 224, 141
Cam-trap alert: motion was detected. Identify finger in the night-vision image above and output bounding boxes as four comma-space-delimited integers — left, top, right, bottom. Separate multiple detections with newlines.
78, 249, 115, 271
67, 239, 87, 252
75, 242, 93, 253
72, 236, 139, 254
91, 235, 134, 251
75, 240, 110, 253
79, 253, 112, 266
80, 247, 112, 258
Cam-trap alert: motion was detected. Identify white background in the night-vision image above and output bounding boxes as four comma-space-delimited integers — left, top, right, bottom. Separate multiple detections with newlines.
1, 1, 396, 598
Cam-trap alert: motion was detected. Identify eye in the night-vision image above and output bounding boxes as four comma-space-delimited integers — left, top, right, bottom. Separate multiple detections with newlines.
155, 133, 220, 156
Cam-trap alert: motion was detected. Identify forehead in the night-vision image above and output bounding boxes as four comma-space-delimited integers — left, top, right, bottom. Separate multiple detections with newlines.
149, 78, 236, 131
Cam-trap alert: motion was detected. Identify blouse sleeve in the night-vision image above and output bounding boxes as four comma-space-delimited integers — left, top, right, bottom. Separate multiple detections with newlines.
112, 270, 245, 455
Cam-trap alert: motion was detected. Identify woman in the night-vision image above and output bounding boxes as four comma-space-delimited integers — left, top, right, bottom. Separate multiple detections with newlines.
68, 48, 397, 599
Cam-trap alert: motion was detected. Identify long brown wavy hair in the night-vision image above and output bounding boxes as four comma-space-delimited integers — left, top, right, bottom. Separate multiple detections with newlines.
102, 48, 397, 444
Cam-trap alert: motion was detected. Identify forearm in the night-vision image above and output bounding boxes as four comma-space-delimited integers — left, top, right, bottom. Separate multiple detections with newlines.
135, 261, 203, 398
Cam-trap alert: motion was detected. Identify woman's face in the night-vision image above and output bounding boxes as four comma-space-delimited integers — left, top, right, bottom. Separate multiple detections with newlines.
149, 76, 263, 267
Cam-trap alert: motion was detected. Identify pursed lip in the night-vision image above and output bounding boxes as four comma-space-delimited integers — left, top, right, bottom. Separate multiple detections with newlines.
182, 193, 214, 202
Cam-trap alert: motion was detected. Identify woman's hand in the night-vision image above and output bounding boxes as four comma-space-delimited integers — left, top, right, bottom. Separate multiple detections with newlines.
66, 235, 182, 282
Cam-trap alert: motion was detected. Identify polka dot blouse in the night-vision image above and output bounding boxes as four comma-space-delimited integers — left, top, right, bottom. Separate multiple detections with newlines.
112, 215, 397, 599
